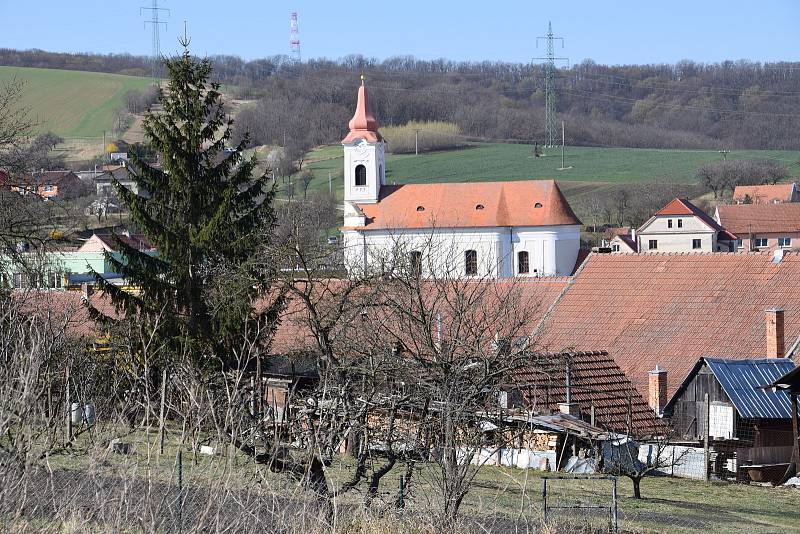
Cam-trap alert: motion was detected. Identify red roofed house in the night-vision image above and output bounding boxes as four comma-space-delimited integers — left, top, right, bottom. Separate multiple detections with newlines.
733, 183, 798, 205
78, 232, 155, 253
535, 251, 800, 408
715, 203, 800, 252
635, 198, 736, 253
341, 78, 581, 278
10, 170, 83, 200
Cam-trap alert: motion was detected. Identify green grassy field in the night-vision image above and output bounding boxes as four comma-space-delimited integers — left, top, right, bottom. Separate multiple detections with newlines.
304, 143, 800, 200
0, 66, 152, 138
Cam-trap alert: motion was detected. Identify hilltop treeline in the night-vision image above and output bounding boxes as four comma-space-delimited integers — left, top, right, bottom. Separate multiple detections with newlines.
3, 48, 800, 150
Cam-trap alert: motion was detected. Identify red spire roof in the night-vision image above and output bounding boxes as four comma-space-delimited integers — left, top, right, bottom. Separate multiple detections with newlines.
342, 76, 383, 144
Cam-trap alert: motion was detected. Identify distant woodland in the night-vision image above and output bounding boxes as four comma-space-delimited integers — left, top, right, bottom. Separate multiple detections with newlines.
2, 48, 800, 151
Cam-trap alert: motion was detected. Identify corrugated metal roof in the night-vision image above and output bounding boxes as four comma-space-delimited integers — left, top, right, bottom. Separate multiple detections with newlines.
704, 358, 797, 419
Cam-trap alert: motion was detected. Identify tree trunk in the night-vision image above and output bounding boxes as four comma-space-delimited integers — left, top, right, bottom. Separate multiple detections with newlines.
632, 476, 642, 499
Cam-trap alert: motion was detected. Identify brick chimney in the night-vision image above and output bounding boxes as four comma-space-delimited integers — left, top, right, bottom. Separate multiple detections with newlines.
766, 307, 785, 358
648, 365, 667, 415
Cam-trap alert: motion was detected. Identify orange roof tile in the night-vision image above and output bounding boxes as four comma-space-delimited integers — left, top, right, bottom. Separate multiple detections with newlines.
733, 183, 796, 204
341, 79, 382, 144
351, 180, 581, 230
536, 252, 800, 401
716, 203, 800, 235
515, 351, 664, 434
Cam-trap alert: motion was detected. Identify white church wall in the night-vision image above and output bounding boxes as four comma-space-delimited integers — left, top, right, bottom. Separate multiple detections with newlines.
343, 225, 580, 279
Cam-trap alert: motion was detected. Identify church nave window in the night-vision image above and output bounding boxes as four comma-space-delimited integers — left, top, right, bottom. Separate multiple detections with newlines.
517, 251, 529, 274
465, 249, 478, 276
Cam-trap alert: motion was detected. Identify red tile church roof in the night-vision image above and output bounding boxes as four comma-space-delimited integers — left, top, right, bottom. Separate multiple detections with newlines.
349, 180, 581, 231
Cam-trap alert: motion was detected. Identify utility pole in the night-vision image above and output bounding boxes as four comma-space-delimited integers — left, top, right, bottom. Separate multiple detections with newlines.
413, 128, 421, 155
140, 0, 169, 82
560, 121, 565, 170
328, 171, 332, 194
535, 22, 569, 147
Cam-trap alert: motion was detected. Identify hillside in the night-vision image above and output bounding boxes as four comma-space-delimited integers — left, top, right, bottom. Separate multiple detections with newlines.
0, 66, 152, 138
306, 143, 800, 195
303, 143, 800, 226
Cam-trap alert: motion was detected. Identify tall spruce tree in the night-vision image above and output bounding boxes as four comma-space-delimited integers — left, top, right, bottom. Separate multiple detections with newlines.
92, 46, 281, 368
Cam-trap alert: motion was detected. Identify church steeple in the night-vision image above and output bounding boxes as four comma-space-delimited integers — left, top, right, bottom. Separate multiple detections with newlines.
342, 76, 385, 204
342, 75, 383, 144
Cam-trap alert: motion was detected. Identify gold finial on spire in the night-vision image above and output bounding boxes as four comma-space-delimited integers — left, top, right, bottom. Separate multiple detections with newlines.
360, 73, 365, 85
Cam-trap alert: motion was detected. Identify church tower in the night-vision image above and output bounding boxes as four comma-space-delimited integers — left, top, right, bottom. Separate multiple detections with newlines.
341, 76, 385, 204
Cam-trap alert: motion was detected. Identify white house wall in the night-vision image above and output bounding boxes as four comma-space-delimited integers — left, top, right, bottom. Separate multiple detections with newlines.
637, 215, 717, 253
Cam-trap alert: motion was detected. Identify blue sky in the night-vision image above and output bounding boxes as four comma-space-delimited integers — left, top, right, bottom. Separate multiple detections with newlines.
1, 1, 798, 65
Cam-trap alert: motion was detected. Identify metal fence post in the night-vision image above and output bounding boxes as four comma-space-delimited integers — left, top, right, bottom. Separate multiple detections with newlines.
397, 475, 405, 509
611, 477, 619, 534
542, 477, 548, 525
177, 449, 183, 534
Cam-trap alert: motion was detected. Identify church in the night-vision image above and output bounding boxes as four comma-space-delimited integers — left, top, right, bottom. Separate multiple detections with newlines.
340, 78, 582, 279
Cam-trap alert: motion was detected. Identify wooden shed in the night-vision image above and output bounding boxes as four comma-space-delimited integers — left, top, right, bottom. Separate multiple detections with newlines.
663, 357, 798, 481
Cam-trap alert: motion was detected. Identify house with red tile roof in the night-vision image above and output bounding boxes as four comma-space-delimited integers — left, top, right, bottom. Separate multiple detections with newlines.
78, 233, 154, 253
733, 183, 798, 205
535, 251, 800, 409
715, 203, 800, 252
635, 198, 736, 253
603, 227, 638, 253
7, 170, 84, 200
340, 78, 581, 278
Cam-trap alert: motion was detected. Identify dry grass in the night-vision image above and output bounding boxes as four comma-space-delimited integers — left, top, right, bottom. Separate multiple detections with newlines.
382, 121, 466, 154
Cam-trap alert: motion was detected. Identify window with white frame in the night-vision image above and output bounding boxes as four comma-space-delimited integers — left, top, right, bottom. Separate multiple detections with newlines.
677, 219, 683, 228
692, 238, 702, 249
648, 239, 658, 250
754, 237, 768, 248
667, 219, 673, 228
779, 237, 792, 248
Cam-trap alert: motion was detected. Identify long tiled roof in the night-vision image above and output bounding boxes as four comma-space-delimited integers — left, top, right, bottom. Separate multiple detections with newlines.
514, 351, 663, 434
733, 183, 795, 204
536, 251, 800, 400
716, 203, 800, 235
353, 180, 581, 231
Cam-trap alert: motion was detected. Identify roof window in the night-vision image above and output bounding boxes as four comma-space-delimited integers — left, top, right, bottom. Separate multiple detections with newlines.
416, 206, 425, 212
534, 202, 543, 208
476, 204, 484, 210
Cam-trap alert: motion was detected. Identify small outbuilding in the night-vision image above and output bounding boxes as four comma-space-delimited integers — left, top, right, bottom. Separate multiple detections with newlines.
663, 357, 798, 482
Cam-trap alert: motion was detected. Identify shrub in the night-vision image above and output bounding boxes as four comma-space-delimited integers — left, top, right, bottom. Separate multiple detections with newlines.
382, 121, 466, 154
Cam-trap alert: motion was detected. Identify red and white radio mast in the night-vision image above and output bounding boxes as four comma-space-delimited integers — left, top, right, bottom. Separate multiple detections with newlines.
289, 12, 301, 62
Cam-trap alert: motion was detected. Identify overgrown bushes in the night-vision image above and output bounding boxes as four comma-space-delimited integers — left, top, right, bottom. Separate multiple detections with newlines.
382, 121, 466, 154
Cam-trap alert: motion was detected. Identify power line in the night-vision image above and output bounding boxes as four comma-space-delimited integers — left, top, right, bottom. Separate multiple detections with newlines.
140, 0, 169, 82
534, 22, 568, 147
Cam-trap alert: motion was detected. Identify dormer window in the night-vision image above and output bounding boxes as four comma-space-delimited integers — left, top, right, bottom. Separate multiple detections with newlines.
534, 202, 543, 208
476, 204, 484, 210
416, 206, 425, 212
355, 164, 367, 187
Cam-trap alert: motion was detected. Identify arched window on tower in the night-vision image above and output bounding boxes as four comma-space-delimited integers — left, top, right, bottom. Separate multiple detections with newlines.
355, 164, 367, 186
517, 251, 529, 275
